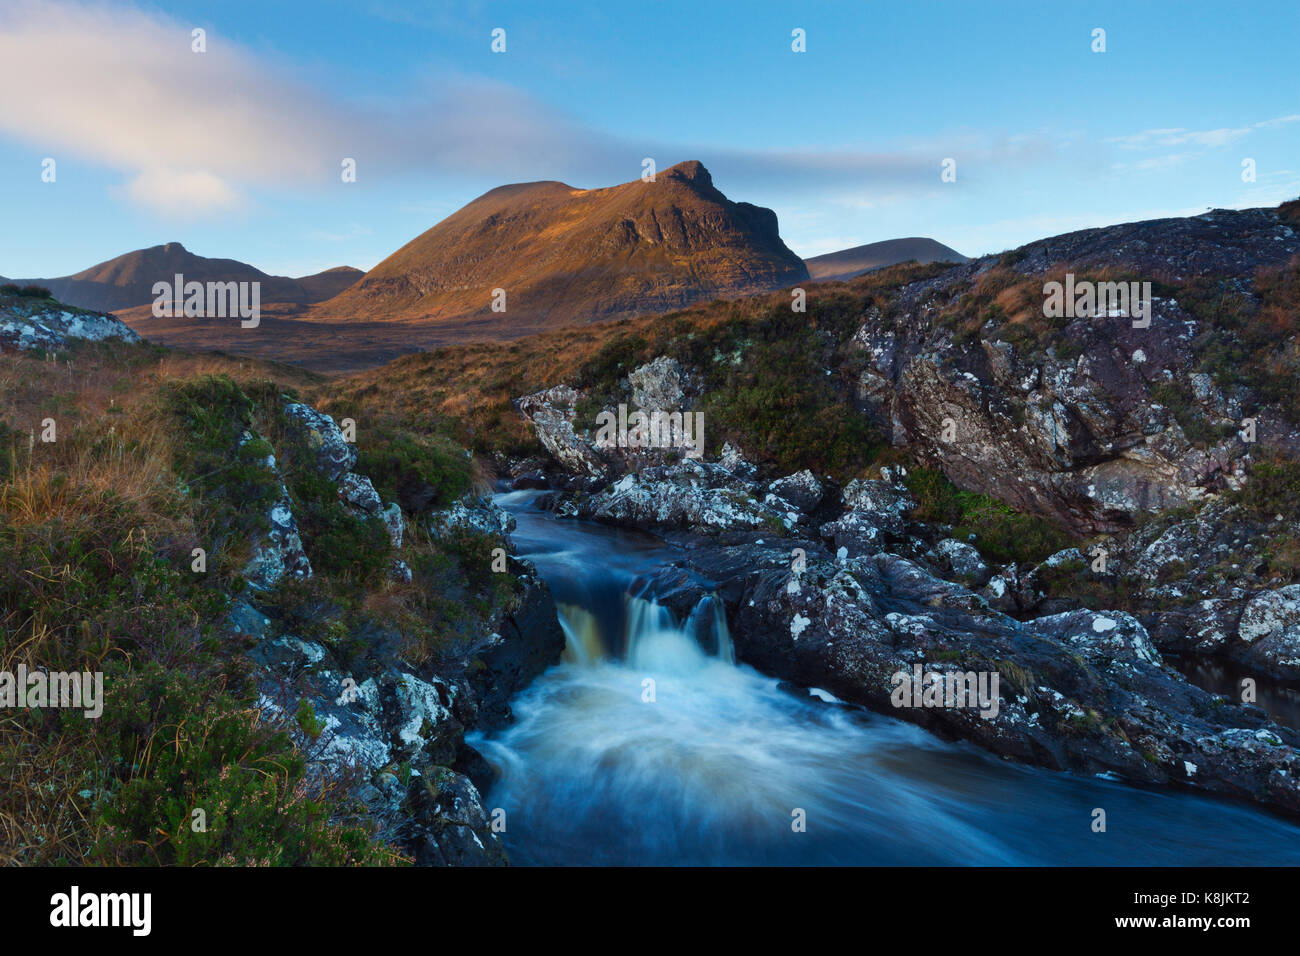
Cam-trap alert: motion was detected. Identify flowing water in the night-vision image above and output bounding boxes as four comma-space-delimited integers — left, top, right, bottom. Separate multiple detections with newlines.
469, 491, 1300, 866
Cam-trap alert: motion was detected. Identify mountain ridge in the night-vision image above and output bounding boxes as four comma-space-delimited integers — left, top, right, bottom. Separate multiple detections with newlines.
804, 236, 968, 281
10, 242, 362, 313
308, 160, 809, 330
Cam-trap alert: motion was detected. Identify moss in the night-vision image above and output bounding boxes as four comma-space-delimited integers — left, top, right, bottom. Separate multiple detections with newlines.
903, 466, 1075, 564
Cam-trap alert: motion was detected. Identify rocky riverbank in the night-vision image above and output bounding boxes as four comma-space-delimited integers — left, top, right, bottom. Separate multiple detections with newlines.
504, 202, 1300, 815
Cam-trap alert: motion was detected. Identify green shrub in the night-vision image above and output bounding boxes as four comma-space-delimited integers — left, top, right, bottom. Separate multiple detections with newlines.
356, 428, 473, 514
165, 375, 282, 568
1240, 456, 1300, 519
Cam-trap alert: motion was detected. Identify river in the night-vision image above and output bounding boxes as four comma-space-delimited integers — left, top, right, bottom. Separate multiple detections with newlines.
468, 490, 1300, 866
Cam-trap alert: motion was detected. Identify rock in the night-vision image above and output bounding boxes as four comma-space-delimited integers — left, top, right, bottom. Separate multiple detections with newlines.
628, 355, 688, 411
933, 538, 991, 586
516, 386, 608, 478
1026, 609, 1162, 665
406, 768, 507, 867
767, 470, 824, 513
467, 572, 568, 728
282, 402, 357, 482
243, 486, 312, 591
840, 478, 913, 533
566, 466, 786, 535
339, 473, 383, 513
380, 502, 404, 548
429, 498, 516, 538
384, 673, 462, 765
1237, 585, 1300, 680
819, 511, 886, 558
0, 302, 139, 353
510, 470, 549, 490
719, 442, 758, 479
228, 599, 272, 640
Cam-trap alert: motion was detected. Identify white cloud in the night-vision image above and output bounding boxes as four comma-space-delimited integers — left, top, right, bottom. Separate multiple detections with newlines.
0, 1, 1058, 219
1107, 114, 1300, 150
117, 167, 242, 216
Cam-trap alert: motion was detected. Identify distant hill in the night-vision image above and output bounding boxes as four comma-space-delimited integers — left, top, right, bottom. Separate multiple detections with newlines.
804, 237, 968, 282
310, 160, 808, 333
11, 243, 361, 313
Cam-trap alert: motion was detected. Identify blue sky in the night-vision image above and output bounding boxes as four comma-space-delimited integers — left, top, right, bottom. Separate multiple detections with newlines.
1, 0, 1297, 279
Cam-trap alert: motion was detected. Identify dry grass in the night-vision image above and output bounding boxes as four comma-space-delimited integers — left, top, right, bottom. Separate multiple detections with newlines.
0, 340, 397, 865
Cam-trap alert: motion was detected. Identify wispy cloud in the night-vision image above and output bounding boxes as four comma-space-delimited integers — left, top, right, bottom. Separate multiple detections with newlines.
0, 0, 1056, 217
1106, 114, 1300, 150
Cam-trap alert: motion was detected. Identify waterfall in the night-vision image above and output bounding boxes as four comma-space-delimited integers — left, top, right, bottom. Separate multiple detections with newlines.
557, 603, 605, 664
473, 489, 1300, 866
684, 593, 734, 664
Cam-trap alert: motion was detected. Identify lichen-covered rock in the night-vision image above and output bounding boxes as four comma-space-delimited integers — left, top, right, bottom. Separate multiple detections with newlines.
565, 464, 787, 535
0, 302, 140, 352
933, 538, 991, 585
767, 470, 824, 513
240, 433, 312, 590
628, 355, 688, 410
428, 498, 517, 539
380, 502, 404, 548
516, 385, 608, 477
719, 441, 758, 479
339, 472, 383, 513
283, 402, 357, 482
1237, 585, 1300, 679
1026, 609, 1162, 665
840, 478, 913, 533
819, 510, 887, 558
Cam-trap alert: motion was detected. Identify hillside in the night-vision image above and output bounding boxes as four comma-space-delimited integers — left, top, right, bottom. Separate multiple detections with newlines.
331, 201, 1300, 537
310, 160, 808, 333
311, 199, 1300, 812
804, 237, 968, 281
0, 296, 560, 866
13, 243, 362, 313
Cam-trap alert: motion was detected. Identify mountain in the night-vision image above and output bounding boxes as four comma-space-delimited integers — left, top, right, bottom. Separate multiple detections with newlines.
310, 160, 808, 331
804, 237, 968, 282
12, 243, 362, 313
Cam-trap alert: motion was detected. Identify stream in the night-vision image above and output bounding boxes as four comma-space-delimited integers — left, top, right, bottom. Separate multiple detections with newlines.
468, 490, 1300, 866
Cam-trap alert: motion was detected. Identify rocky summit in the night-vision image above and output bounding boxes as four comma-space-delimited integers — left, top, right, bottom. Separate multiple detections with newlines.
310, 161, 808, 333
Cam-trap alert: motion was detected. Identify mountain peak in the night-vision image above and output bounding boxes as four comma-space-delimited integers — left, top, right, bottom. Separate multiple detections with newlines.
312, 163, 806, 329
662, 160, 712, 187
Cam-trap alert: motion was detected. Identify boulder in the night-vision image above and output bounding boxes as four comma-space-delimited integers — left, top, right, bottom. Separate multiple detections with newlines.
628, 355, 688, 411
